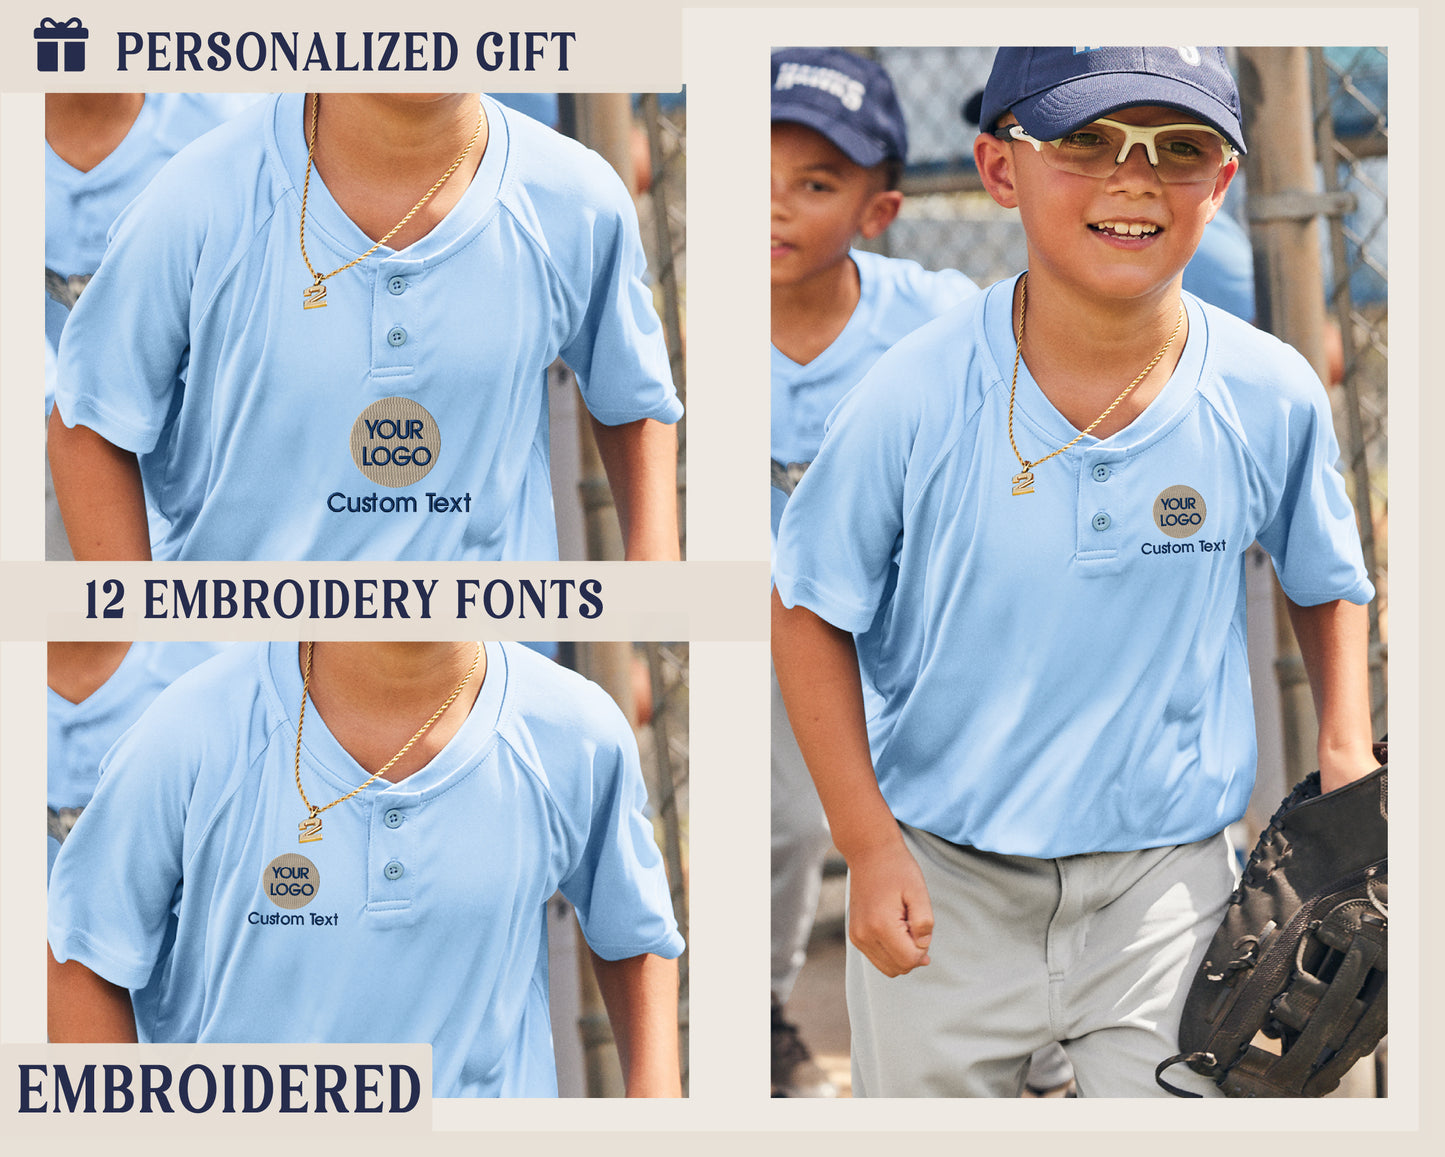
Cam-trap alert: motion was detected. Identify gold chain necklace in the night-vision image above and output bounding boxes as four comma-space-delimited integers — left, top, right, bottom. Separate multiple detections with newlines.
293, 641, 481, 843
1007, 273, 1183, 495
298, 94, 482, 310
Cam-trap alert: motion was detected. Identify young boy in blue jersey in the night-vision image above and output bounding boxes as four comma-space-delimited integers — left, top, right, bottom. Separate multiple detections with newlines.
48, 641, 684, 1098
773, 47, 1377, 1097
48, 93, 681, 563
769, 47, 980, 1097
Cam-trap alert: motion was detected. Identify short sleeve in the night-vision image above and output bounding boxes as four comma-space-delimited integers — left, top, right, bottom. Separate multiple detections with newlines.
555, 153, 681, 429
52, 161, 199, 455
47, 696, 196, 989
1252, 363, 1373, 607
556, 694, 683, 962
773, 349, 920, 634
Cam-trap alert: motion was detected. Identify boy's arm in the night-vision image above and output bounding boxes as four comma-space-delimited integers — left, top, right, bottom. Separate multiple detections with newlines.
48, 409, 152, 561
589, 415, 681, 561
47, 947, 138, 1042
587, 949, 681, 1097
1286, 596, 1377, 793
771, 589, 932, 977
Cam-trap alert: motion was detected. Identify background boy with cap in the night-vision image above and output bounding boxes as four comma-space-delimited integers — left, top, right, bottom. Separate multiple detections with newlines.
769, 46, 979, 1097
772, 47, 1375, 1096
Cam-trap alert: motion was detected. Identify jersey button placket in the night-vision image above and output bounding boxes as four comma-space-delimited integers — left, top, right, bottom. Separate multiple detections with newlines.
1075, 457, 1123, 569
370, 796, 416, 909
373, 262, 419, 378
1086, 458, 1117, 536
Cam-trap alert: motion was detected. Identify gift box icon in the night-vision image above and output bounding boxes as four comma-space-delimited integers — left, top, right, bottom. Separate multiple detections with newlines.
35, 17, 89, 72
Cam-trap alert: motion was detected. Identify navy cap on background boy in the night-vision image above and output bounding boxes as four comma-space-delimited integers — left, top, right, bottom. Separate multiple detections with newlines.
773, 44, 1374, 1097
769, 45, 980, 1097
771, 46, 909, 170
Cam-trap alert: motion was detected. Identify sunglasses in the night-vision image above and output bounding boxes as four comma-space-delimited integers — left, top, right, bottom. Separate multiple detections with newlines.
993, 117, 1238, 184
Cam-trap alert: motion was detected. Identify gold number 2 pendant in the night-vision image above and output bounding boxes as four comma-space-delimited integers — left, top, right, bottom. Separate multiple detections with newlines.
302, 282, 327, 310
1011, 470, 1035, 496
298, 812, 323, 843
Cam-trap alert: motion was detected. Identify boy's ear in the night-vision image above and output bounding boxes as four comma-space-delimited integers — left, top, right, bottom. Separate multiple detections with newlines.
1202, 157, 1239, 223
858, 189, 904, 241
974, 130, 1020, 210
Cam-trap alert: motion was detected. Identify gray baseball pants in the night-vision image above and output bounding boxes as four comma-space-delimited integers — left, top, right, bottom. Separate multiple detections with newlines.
847, 822, 1237, 1097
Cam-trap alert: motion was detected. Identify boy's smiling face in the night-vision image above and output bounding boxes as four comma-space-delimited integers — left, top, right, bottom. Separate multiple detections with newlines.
975, 104, 1238, 305
771, 121, 901, 290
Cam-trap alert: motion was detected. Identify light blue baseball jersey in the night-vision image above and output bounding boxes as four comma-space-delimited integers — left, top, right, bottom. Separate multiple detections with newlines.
774, 275, 1373, 858
45, 94, 259, 415
48, 641, 683, 1097
53, 93, 681, 561
47, 641, 224, 881
771, 249, 979, 545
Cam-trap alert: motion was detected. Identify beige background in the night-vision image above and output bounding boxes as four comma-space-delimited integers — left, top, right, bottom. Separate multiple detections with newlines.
1, 1, 1430, 1150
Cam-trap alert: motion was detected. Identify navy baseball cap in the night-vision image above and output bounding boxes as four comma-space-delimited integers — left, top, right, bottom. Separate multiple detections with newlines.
979, 47, 1246, 155
772, 47, 909, 167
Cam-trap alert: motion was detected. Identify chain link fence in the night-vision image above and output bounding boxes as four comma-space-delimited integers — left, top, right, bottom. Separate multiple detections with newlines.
637, 92, 689, 555
639, 640, 691, 1091
1312, 47, 1388, 734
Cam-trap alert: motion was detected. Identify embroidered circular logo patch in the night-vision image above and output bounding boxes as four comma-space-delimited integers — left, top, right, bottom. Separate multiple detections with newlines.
350, 397, 440, 488
1153, 485, 1207, 539
263, 853, 320, 910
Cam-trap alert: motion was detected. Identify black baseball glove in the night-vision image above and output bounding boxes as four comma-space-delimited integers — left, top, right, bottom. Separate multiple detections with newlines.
1156, 746, 1387, 1097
